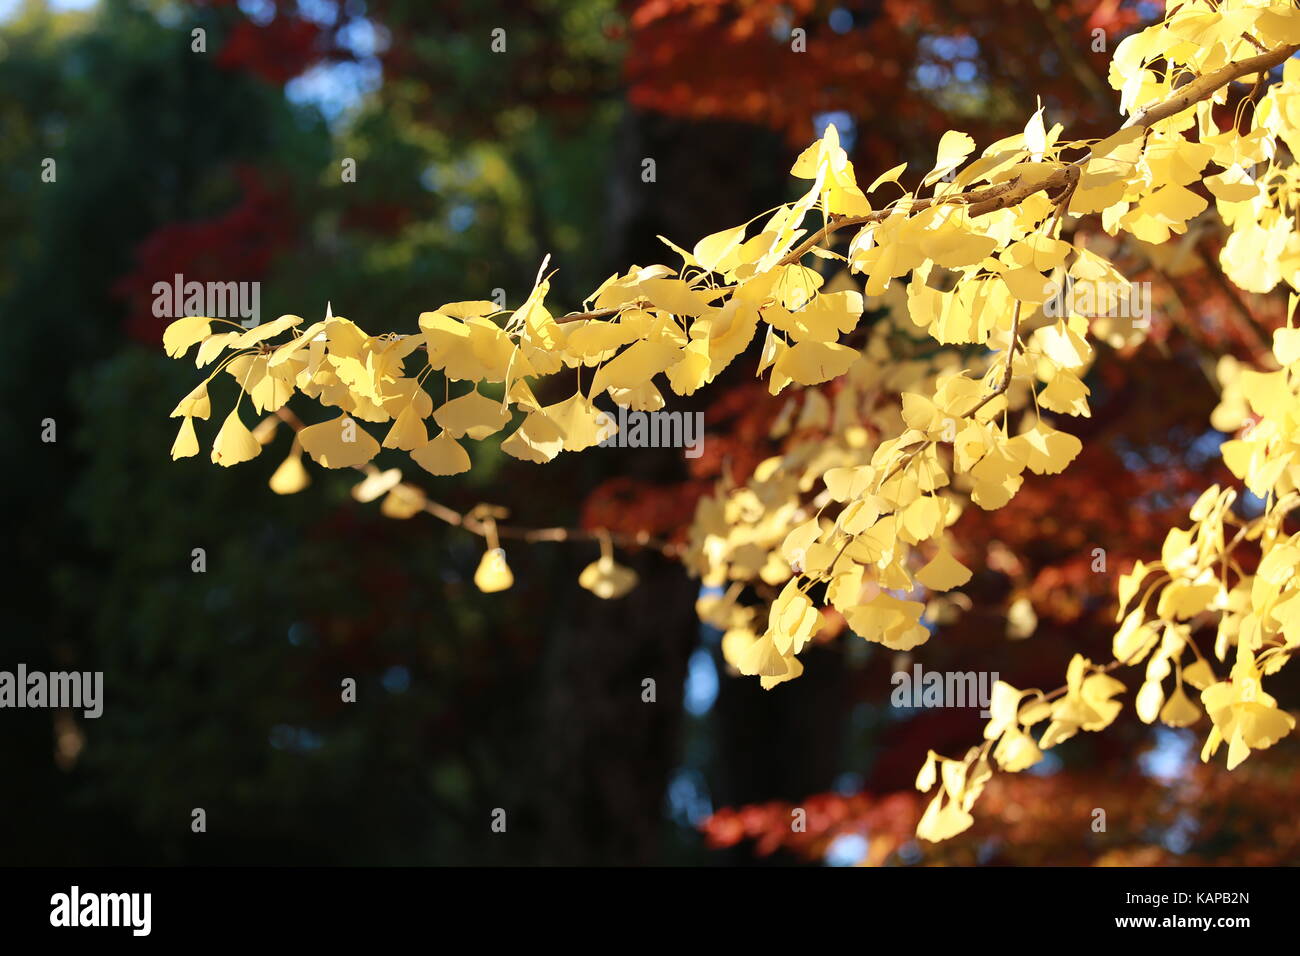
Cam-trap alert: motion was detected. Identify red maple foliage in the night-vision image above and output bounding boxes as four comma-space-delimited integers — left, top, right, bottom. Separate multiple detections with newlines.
702, 753, 1300, 865
114, 166, 296, 346
216, 15, 323, 85
626, 0, 1145, 169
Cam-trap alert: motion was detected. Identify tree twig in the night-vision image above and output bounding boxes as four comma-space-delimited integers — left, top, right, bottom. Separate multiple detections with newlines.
269, 407, 681, 558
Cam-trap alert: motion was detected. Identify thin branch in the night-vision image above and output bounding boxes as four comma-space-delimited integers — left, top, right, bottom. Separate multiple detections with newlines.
269, 407, 681, 558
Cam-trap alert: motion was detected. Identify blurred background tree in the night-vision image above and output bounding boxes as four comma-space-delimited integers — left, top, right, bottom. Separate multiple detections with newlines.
3, 0, 1295, 865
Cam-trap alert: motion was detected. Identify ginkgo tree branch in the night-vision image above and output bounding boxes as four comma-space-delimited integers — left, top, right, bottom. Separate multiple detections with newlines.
1126, 40, 1299, 130
164, 7, 1300, 849
548, 40, 1297, 331
269, 407, 681, 557
777, 179, 1024, 266
257, 35, 1297, 595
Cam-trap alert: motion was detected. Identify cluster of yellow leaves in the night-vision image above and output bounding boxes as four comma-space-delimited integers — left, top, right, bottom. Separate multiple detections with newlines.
935, 320, 1300, 841
692, 0, 1300, 747
1112, 2, 1300, 292
164, 0, 1300, 843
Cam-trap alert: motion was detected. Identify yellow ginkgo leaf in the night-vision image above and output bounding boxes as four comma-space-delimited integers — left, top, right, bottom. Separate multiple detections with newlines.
163, 316, 212, 358
1273, 326, 1300, 366
474, 548, 513, 593
993, 726, 1043, 772
223, 354, 295, 414
412, 431, 471, 476
578, 556, 638, 599
692, 224, 747, 273
737, 632, 789, 678
267, 320, 325, 367
823, 465, 875, 502
638, 277, 715, 316
170, 382, 211, 420
770, 578, 822, 655
234, 313, 302, 348
1011, 422, 1082, 476
665, 340, 712, 396
916, 547, 972, 591
589, 340, 681, 398
759, 651, 804, 690
171, 416, 199, 460
1159, 683, 1201, 727
719, 627, 759, 673
915, 751, 938, 792
923, 130, 976, 187
780, 518, 822, 570
1036, 320, 1093, 370
269, 449, 311, 495
1113, 611, 1159, 664
900, 494, 945, 544
984, 682, 1026, 741
771, 340, 858, 388
1183, 658, 1215, 690
500, 412, 566, 463
298, 413, 380, 468
433, 388, 512, 440
210, 409, 262, 467
1156, 579, 1218, 621
868, 161, 908, 193
1023, 104, 1046, 160
916, 791, 974, 843
1006, 596, 1038, 640
382, 404, 428, 451
439, 300, 501, 319
195, 331, 239, 368
1135, 678, 1165, 724
846, 592, 929, 650
379, 483, 425, 519
352, 468, 402, 503
541, 393, 606, 452
1039, 368, 1091, 417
